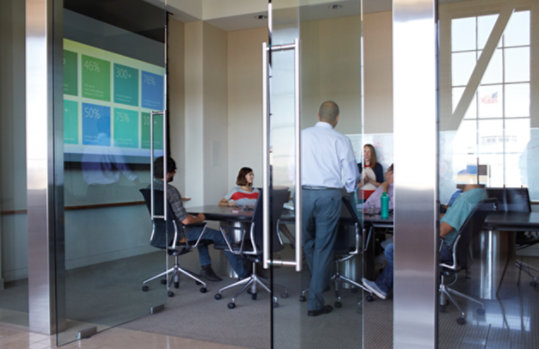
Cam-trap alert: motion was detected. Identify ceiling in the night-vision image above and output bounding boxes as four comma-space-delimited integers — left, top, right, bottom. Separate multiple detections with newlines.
165, 0, 393, 32
64, 0, 393, 42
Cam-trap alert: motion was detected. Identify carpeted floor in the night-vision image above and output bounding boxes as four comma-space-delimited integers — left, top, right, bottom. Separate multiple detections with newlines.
1, 247, 538, 348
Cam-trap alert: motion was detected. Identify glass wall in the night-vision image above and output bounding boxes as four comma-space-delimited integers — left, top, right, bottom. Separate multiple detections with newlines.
55, 0, 168, 345
271, 0, 364, 347
438, 0, 538, 347
0, 0, 29, 328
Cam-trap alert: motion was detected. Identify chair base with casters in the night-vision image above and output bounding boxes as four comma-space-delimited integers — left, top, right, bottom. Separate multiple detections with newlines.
438, 198, 495, 325
331, 253, 374, 307
214, 257, 288, 309
439, 271, 485, 325
142, 245, 208, 297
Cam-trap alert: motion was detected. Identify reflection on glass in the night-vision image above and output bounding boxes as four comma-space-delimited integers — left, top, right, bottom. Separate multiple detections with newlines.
440, 2, 536, 346
56, 1, 168, 345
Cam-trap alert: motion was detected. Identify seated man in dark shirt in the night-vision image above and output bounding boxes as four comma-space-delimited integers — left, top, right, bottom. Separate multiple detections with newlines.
151, 156, 248, 282
362, 184, 487, 299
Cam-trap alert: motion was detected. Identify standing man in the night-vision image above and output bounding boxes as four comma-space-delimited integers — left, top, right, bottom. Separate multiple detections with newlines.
301, 101, 360, 316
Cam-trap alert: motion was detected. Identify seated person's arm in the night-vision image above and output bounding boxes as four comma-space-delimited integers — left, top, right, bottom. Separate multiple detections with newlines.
218, 198, 229, 206
182, 213, 206, 225
439, 221, 454, 238
381, 181, 389, 193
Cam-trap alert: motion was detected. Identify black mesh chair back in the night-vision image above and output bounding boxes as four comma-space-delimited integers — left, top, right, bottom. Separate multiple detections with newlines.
251, 188, 289, 253
139, 188, 180, 249
138, 187, 207, 295
215, 187, 290, 308
452, 198, 497, 270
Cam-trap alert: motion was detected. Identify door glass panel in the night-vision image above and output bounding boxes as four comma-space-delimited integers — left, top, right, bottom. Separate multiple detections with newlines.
439, 2, 537, 347
0, 0, 28, 327
271, 1, 364, 347
55, 0, 168, 345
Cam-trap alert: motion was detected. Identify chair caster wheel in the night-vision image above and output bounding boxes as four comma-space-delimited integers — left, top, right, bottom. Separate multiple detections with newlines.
200, 287, 207, 293
280, 292, 289, 298
477, 308, 485, 315
299, 295, 306, 302
215, 293, 222, 300
174, 281, 180, 289
366, 294, 374, 302
160, 279, 167, 285
456, 317, 466, 325
142, 285, 149, 292
228, 302, 236, 309
334, 301, 342, 308
251, 293, 257, 300
530, 281, 537, 287
168, 291, 175, 297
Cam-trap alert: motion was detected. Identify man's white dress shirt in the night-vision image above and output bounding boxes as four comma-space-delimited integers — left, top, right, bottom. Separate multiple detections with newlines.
301, 121, 359, 193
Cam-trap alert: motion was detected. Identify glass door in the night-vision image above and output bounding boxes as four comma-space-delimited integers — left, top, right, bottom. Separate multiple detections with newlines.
268, 1, 364, 347
55, 0, 168, 345
0, 0, 28, 328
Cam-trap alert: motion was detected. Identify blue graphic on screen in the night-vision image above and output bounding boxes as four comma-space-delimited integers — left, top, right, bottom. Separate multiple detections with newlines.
141, 71, 164, 110
82, 103, 111, 146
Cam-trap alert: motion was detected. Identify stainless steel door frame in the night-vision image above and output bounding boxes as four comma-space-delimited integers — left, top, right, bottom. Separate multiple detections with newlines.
26, 0, 63, 334
393, 0, 439, 347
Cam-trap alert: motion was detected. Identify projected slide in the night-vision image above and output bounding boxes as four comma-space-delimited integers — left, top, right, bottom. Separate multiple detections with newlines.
63, 39, 164, 163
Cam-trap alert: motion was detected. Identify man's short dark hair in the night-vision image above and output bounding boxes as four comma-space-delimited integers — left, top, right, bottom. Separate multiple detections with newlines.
153, 156, 177, 179
318, 100, 339, 123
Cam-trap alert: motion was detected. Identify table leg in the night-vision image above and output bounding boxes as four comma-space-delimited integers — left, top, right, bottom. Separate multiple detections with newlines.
478, 229, 514, 300
363, 225, 376, 280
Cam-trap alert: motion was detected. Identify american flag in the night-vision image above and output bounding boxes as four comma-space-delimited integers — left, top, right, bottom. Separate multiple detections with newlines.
481, 91, 498, 104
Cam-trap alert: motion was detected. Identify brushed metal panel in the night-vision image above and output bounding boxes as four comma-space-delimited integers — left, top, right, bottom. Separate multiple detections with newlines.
26, 0, 62, 335
393, 0, 438, 348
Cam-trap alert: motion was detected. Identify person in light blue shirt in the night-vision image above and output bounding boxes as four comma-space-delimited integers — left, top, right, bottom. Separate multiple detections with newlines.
362, 184, 487, 300
301, 100, 360, 316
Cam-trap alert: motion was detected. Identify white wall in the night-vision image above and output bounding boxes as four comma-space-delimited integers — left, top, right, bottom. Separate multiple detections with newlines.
227, 27, 267, 189
168, 11, 394, 197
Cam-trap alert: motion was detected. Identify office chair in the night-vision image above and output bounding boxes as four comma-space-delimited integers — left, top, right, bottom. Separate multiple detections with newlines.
214, 188, 290, 309
331, 196, 374, 306
139, 188, 208, 297
299, 196, 374, 306
486, 187, 538, 287
439, 198, 496, 325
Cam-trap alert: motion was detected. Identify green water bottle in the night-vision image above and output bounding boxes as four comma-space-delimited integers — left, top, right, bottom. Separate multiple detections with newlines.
380, 192, 389, 219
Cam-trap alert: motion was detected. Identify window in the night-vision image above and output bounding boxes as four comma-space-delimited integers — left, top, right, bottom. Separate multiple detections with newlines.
450, 10, 530, 188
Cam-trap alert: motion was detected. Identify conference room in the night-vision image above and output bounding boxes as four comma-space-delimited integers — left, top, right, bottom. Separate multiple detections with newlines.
1, 0, 538, 348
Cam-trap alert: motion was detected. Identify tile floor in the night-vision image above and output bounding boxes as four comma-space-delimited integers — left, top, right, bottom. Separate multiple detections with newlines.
0, 323, 247, 349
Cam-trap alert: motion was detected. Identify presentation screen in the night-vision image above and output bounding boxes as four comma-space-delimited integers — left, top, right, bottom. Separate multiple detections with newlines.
63, 38, 164, 164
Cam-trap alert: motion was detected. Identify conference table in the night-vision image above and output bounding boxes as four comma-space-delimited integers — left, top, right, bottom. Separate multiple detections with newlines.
188, 204, 537, 299
479, 211, 539, 299
187, 203, 393, 280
